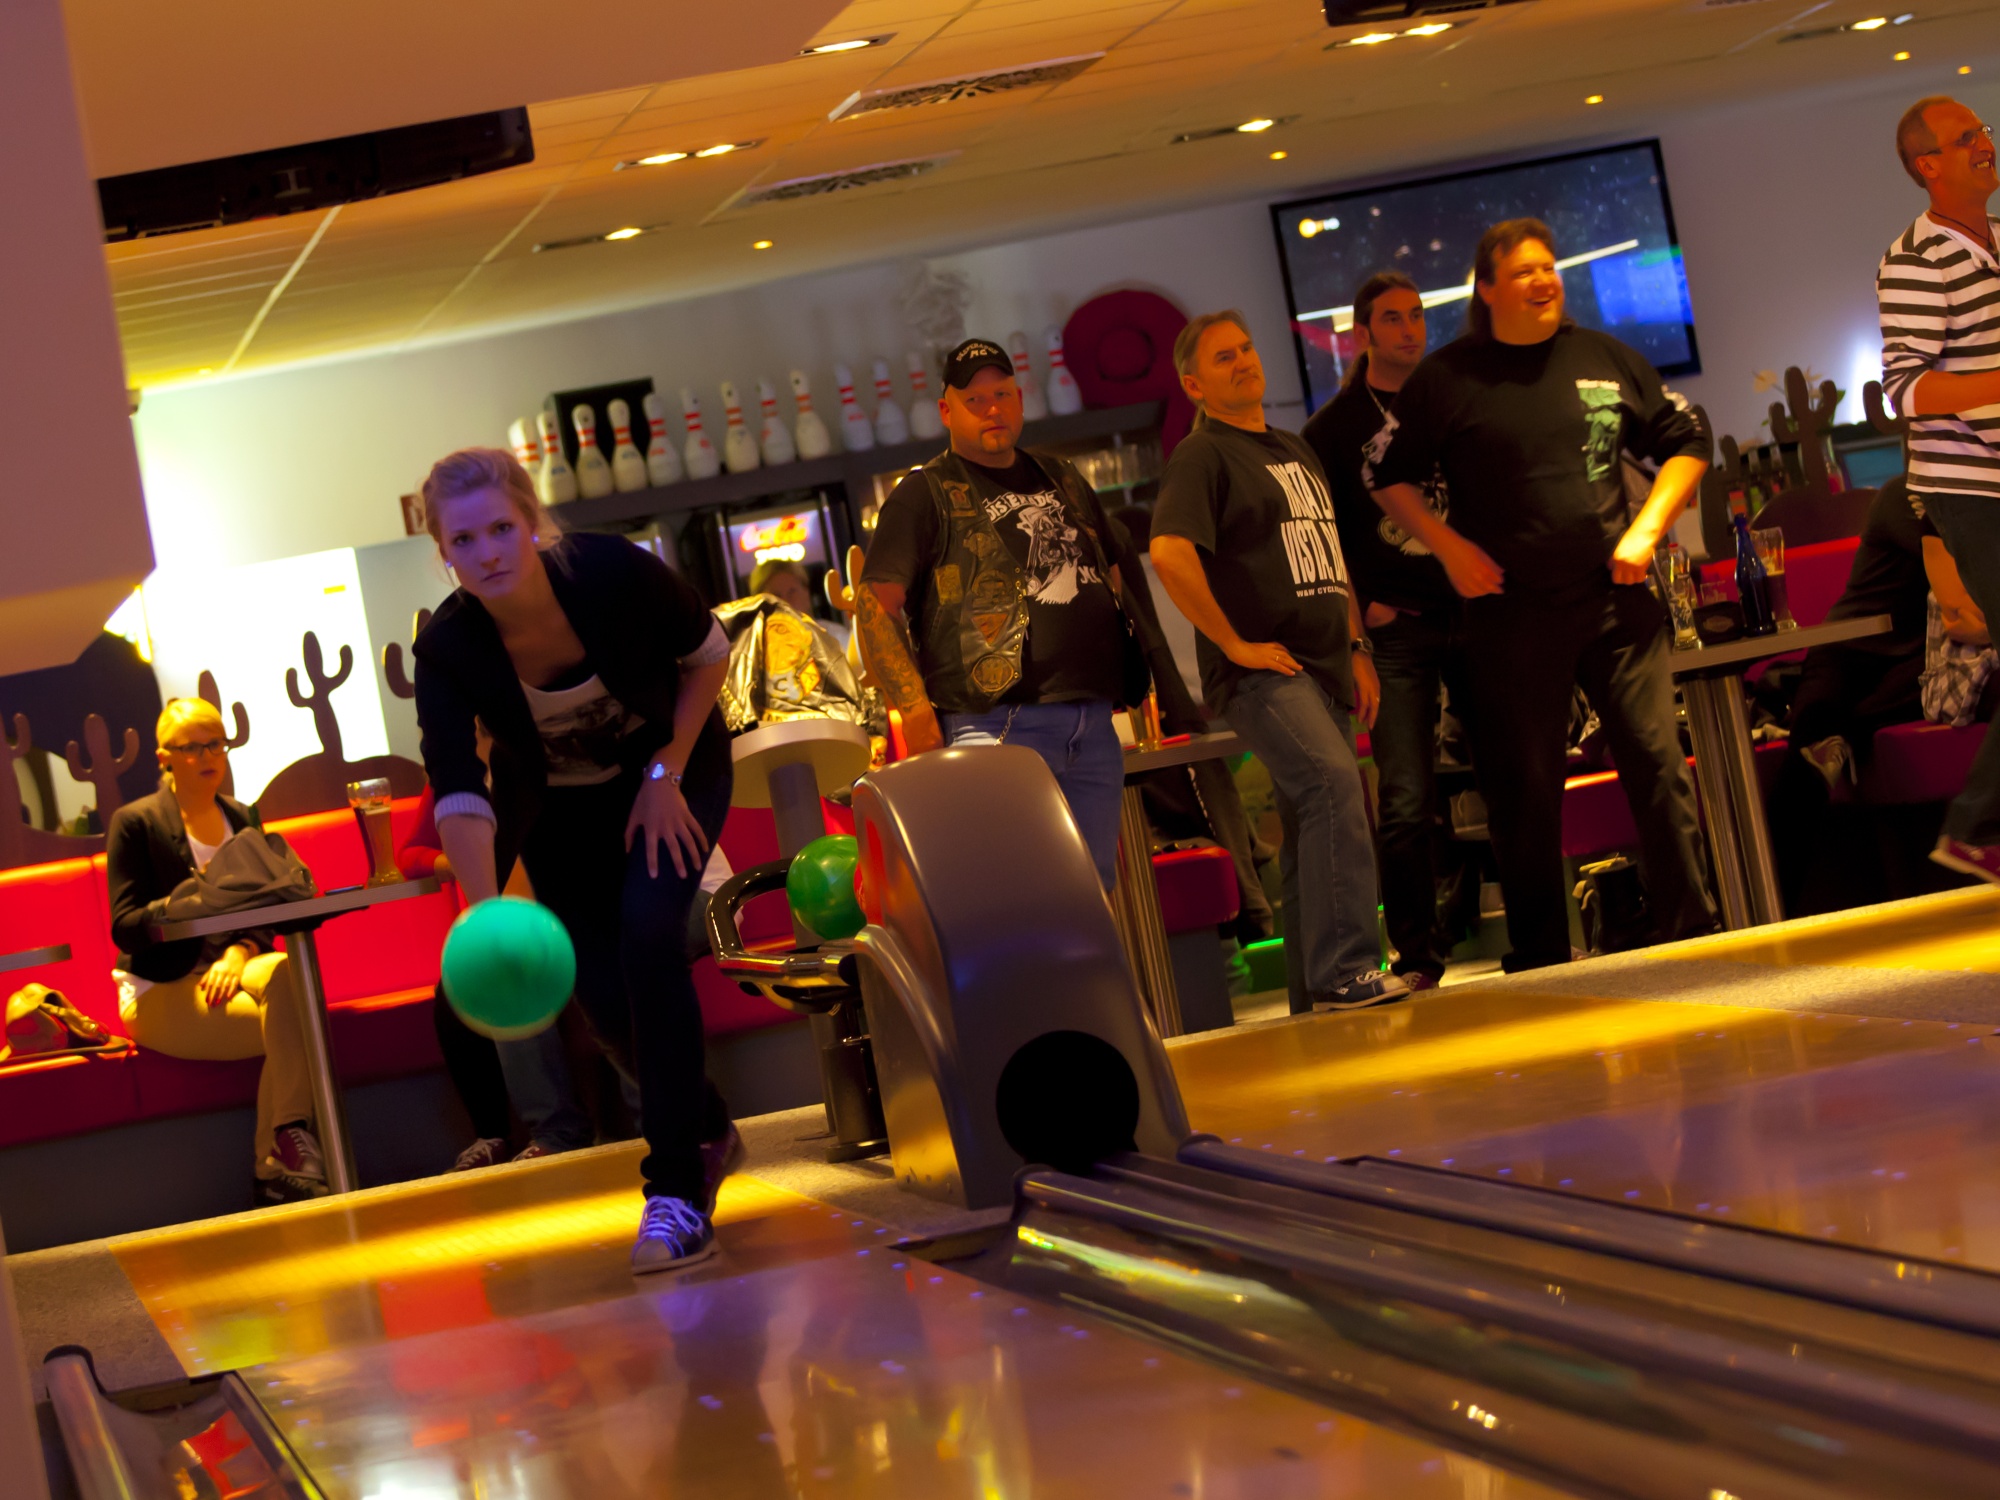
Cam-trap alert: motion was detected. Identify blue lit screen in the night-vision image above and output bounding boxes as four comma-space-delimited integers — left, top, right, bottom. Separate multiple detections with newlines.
1274, 140, 1700, 413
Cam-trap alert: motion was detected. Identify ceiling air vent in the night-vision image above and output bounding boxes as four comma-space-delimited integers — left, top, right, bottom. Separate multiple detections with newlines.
726, 154, 959, 209
829, 54, 1103, 122
1323, 0, 1532, 22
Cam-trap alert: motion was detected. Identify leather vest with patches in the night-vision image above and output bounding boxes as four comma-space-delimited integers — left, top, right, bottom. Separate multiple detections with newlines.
914, 448, 1113, 714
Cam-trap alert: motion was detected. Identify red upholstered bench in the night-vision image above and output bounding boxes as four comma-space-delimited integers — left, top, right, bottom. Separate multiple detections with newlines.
1562, 743, 1788, 861
1152, 845, 1239, 935
1859, 721, 1988, 805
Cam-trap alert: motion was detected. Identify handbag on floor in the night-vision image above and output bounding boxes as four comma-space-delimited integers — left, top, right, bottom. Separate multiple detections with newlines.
3, 983, 113, 1065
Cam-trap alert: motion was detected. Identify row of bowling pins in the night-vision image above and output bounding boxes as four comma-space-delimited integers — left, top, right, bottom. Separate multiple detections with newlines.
506, 329, 1083, 504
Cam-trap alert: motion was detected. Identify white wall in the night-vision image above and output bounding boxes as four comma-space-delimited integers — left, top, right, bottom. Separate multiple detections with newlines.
131, 71, 2000, 574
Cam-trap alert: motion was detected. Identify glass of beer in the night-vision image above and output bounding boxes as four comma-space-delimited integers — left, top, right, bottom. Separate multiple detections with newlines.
1753, 527, 1795, 631
1657, 546, 1700, 649
345, 778, 402, 887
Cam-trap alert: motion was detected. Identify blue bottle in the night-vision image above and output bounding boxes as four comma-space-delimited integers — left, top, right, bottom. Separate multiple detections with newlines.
1733, 512, 1775, 637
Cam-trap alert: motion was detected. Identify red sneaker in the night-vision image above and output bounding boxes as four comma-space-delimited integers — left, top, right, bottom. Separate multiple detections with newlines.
1932, 836, 2000, 886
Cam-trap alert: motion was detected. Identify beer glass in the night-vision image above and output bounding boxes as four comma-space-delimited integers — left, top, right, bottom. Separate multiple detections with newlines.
1752, 528, 1794, 631
346, 778, 402, 887
1657, 546, 1700, 649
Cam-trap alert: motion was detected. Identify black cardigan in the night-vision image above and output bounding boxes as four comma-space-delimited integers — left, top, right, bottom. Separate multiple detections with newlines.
411, 532, 729, 853
106, 789, 273, 982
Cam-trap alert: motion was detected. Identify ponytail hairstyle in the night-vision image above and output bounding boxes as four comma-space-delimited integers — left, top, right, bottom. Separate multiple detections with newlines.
419, 447, 560, 554
1342, 270, 1421, 389
1465, 217, 1557, 340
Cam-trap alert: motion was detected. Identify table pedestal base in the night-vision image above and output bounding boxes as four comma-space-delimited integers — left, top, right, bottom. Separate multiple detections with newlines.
286, 930, 358, 1194
1681, 674, 1783, 931
1112, 785, 1182, 1038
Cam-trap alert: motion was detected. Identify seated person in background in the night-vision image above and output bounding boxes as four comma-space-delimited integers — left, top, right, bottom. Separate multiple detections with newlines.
1920, 530, 1999, 726
106, 699, 323, 1204
746, 558, 816, 617
719, 557, 880, 744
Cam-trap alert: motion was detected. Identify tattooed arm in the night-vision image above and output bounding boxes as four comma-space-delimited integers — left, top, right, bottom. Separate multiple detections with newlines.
857, 579, 945, 753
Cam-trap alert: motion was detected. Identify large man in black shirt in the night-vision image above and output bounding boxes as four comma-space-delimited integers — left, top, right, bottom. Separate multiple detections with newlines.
1151, 311, 1406, 1011
1302, 271, 1461, 988
857, 338, 1134, 888
1369, 219, 1717, 970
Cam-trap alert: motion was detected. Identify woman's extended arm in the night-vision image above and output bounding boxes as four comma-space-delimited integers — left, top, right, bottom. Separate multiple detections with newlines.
438, 815, 500, 905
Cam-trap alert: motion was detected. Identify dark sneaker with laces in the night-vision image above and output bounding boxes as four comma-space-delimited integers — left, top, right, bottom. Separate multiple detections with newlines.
1313, 971, 1412, 1010
700, 1124, 747, 1214
256, 1121, 328, 1204
452, 1137, 508, 1172
1932, 836, 2000, 886
1395, 970, 1443, 994
631, 1195, 717, 1274
512, 1141, 558, 1163
253, 1172, 324, 1206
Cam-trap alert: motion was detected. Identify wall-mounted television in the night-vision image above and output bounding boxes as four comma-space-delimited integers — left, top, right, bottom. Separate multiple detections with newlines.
1273, 140, 1700, 415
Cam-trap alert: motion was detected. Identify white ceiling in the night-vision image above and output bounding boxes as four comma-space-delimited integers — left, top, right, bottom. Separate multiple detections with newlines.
70, 0, 2000, 390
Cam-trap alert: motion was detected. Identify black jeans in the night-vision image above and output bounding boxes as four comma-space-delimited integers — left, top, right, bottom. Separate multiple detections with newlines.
1463, 585, 1716, 971
432, 989, 509, 1141
1368, 606, 1468, 979
521, 763, 732, 1203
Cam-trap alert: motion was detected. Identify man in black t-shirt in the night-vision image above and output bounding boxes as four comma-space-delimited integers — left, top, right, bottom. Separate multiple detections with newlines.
1152, 311, 1405, 1011
1369, 219, 1718, 971
858, 338, 1135, 888
1302, 271, 1461, 988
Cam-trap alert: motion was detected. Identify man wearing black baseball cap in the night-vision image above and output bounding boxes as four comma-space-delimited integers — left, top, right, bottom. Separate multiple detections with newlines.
856, 338, 1145, 888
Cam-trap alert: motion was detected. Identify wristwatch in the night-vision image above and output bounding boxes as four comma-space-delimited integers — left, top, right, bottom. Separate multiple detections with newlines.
648, 760, 684, 787
1351, 636, 1374, 657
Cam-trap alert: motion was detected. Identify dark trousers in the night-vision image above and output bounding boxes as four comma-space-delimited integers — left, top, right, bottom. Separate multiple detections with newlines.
432, 990, 509, 1141
1918, 493, 2000, 844
521, 764, 732, 1203
1464, 585, 1716, 971
1368, 606, 1468, 979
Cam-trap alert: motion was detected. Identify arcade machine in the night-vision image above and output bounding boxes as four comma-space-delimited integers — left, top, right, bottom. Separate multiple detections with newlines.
37, 749, 2000, 1499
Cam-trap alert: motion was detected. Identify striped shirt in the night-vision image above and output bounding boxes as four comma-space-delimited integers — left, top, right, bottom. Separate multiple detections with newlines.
1878, 211, 2000, 499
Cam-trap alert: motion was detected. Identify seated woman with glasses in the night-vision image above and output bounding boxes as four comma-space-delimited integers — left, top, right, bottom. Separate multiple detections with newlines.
105, 698, 324, 1204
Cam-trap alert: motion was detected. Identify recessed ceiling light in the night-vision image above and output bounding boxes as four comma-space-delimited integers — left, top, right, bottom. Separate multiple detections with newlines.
1171, 115, 1297, 144
1851, 16, 1889, 29
1269, 150, 1288, 161
636, 151, 688, 167
603, 227, 644, 241
753, 239, 773, 250
1894, 50, 1911, 60
616, 140, 762, 171
1237, 118, 1276, 133
1404, 22, 1453, 37
1347, 32, 1397, 46
1585, 94, 1605, 104
800, 34, 892, 56
1961, 64, 1973, 74
696, 143, 740, 158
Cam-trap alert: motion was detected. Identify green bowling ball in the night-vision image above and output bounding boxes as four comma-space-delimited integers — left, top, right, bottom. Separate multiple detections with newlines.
441, 896, 576, 1040
787, 834, 864, 941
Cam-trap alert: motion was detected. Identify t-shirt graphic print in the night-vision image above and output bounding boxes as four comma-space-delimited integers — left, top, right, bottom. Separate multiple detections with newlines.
1577, 380, 1624, 481
984, 487, 1101, 605
1360, 413, 1450, 560
1270, 461, 1350, 599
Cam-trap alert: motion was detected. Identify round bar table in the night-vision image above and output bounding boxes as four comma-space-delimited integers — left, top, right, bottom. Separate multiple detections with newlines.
1670, 614, 1889, 930
0, 944, 71, 974
149, 879, 439, 1194
1116, 730, 1245, 1039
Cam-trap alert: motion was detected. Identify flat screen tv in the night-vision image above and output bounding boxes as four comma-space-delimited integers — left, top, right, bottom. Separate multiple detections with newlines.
1273, 140, 1700, 416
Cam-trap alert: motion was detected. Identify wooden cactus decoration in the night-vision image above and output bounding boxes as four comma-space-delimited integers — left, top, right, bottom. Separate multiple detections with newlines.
381, 608, 432, 702
1863, 379, 1909, 439
822, 544, 874, 688
1767, 366, 1840, 498
197, 669, 251, 798
63, 714, 139, 827
287, 631, 353, 762
0, 713, 107, 867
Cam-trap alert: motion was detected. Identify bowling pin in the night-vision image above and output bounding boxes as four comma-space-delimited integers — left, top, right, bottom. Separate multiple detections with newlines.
642, 392, 684, 486
757, 378, 797, 466
571, 404, 615, 499
719, 381, 761, 475
907, 351, 943, 441
791, 370, 833, 460
1009, 332, 1048, 420
871, 360, 910, 446
680, 388, 721, 480
537, 410, 577, 505
834, 363, 875, 452
1045, 326, 1084, 416
607, 400, 650, 492
507, 417, 538, 473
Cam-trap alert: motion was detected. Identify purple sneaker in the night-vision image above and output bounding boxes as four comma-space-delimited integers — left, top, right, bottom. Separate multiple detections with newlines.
631, 1196, 717, 1274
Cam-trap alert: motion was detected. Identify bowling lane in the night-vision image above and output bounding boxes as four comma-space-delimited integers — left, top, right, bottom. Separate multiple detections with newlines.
1172, 992, 2000, 1270
1681, 885, 2000, 974
239, 1215, 1578, 1500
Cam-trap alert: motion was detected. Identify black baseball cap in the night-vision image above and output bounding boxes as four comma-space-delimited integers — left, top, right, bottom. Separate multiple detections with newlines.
941, 338, 1014, 390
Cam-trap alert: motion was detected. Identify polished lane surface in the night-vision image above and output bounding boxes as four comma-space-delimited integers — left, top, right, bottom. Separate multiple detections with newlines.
240, 1215, 1576, 1500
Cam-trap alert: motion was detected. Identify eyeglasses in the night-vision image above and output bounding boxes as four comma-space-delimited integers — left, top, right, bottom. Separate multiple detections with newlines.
1917, 123, 1994, 157
164, 739, 228, 758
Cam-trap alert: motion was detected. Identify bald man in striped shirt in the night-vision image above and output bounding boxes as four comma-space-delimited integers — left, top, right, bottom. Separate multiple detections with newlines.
1878, 94, 2000, 881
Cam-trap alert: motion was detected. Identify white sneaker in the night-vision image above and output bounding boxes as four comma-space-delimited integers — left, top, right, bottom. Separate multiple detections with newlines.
631, 1196, 718, 1274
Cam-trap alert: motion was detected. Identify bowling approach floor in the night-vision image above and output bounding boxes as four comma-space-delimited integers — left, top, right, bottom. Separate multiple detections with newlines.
20, 882, 2000, 1497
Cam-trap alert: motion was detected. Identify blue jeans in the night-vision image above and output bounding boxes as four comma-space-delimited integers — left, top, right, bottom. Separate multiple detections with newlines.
1223, 671, 1382, 1011
942, 699, 1125, 889
495, 1026, 593, 1151
1369, 607, 1468, 979
1921, 493, 2000, 844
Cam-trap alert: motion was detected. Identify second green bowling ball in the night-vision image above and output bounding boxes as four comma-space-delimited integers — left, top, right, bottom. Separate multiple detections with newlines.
440, 896, 576, 1040
787, 834, 864, 941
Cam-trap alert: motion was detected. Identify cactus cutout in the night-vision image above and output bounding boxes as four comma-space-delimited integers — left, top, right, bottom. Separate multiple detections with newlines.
381, 608, 433, 702
63, 714, 139, 828
1767, 366, 1840, 498
0, 714, 104, 869
196, 670, 251, 798
286, 631, 354, 764
1864, 379, 1910, 439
